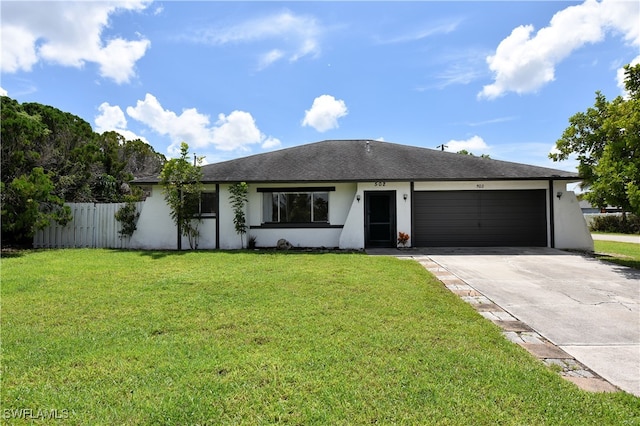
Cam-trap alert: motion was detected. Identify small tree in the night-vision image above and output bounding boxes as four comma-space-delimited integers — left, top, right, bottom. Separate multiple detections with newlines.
551, 63, 640, 218
160, 142, 203, 249
1, 167, 72, 247
114, 196, 140, 240
228, 182, 249, 248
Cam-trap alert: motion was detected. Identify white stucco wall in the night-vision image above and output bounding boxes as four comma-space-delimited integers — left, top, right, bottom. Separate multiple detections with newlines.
338, 188, 364, 249
218, 184, 239, 249
133, 179, 592, 251
219, 182, 358, 249
338, 182, 412, 249
553, 181, 594, 251
413, 180, 549, 191
130, 186, 175, 249
130, 185, 218, 250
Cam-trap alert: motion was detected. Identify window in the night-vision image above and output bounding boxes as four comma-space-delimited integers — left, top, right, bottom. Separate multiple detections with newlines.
263, 191, 329, 223
199, 192, 217, 217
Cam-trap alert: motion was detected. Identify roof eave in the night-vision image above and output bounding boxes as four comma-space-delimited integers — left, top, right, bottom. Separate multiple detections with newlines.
133, 175, 581, 185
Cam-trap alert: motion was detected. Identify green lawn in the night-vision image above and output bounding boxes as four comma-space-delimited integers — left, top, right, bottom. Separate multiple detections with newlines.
593, 240, 640, 269
2, 250, 639, 425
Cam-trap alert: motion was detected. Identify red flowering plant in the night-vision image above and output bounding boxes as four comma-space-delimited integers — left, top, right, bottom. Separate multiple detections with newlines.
397, 232, 410, 248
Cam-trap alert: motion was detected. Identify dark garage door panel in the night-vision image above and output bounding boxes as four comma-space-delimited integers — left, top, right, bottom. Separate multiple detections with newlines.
414, 190, 547, 247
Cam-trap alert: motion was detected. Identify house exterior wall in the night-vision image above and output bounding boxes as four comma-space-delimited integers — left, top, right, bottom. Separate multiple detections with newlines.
130, 184, 218, 250
130, 185, 175, 249
413, 180, 593, 251
220, 182, 358, 249
339, 182, 412, 249
553, 181, 594, 251
132, 179, 592, 251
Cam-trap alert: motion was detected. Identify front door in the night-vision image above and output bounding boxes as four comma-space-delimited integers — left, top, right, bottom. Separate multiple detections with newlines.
365, 191, 396, 248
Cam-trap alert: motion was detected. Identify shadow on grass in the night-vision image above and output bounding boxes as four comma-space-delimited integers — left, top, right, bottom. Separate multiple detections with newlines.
0, 249, 27, 259
104, 248, 367, 259
594, 254, 640, 271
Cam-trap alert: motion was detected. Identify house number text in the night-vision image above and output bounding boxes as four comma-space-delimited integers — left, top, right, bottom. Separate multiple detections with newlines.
374, 181, 386, 187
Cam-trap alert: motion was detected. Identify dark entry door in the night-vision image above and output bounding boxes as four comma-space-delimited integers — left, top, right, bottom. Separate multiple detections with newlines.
365, 191, 396, 248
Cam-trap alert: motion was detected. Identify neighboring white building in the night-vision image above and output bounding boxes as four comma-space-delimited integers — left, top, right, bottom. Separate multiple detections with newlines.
131, 140, 593, 251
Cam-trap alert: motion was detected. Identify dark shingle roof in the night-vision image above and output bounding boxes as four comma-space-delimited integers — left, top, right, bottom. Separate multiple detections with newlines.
135, 139, 579, 184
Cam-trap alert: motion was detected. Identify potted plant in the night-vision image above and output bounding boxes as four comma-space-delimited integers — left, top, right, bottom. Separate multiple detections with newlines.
397, 232, 410, 248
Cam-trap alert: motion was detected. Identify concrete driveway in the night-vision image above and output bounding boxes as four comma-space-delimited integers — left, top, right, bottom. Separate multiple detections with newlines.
422, 247, 640, 396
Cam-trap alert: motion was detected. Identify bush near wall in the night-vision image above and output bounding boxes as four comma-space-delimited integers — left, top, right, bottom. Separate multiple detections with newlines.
589, 214, 640, 234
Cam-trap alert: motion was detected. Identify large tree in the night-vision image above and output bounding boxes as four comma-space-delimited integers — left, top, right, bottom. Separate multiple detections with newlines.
550, 64, 640, 217
159, 142, 204, 249
1, 96, 167, 247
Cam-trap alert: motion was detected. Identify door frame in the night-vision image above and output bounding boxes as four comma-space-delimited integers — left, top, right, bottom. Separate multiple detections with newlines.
364, 190, 397, 248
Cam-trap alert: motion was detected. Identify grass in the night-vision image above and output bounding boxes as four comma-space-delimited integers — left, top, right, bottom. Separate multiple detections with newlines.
2, 249, 639, 425
593, 240, 640, 269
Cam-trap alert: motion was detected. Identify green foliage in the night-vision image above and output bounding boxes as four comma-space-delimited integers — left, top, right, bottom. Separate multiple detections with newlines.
551, 64, 640, 216
0, 96, 166, 246
1, 167, 72, 246
589, 214, 640, 234
228, 182, 249, 247
160, 142, 203, 249
247, 234, 257, 249
2, 250, 639, 424
457, 150, 490, 158
114, 197, 140, 239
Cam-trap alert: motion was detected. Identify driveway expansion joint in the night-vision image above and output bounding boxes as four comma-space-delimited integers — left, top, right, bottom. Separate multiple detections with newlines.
418, 255, 621, 394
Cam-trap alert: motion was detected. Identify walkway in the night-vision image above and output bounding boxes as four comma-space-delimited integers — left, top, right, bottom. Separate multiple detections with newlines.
591, 233, 639, 244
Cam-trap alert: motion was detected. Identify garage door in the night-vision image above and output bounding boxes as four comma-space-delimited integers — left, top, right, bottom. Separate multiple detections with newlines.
413, 190, 547, 247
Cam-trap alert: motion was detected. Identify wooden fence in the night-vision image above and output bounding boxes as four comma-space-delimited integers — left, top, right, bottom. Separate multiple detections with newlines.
33, 202, 144, 249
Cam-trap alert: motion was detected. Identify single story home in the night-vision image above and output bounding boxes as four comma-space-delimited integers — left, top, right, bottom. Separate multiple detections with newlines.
131, 139, 593, 251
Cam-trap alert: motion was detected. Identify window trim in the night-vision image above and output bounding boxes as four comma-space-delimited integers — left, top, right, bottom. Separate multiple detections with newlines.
251, 223, 343, 229
257, 186, 336, 193
260, 187, 333, 225
198, 191, 217, 218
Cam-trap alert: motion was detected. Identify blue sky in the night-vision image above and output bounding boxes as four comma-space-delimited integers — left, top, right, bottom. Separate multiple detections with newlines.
2, 1, 639, 174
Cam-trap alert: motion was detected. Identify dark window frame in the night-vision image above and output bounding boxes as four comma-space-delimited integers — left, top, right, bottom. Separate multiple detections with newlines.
259, 187, 334, 225
198, 191, 217, 218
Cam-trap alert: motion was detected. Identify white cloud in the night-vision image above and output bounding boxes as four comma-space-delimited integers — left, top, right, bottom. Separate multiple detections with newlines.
466, 116, 517, 127
444, 135, 490, 154
211, 111, 276, 152
479, 0, 640, 99
94, 102, 149, 143
617, 55, 640, 96
126, 93, 279, 156
95, 103, 128, 132
262, 137, 282, 150
377, 18, 462, 44
190, 10, 322, 69
0, 1, 151, 84
0, 87, 7, 96
258, 49, 285, 71
415, 48, 488, 92
302, 95, 348, 132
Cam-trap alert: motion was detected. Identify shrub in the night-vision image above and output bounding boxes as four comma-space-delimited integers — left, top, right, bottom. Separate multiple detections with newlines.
114, 199, 140, 239
589, 214, 640, 234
